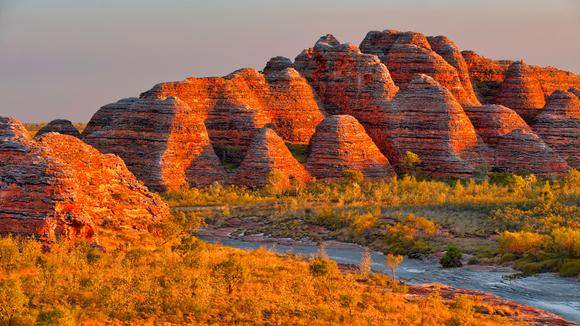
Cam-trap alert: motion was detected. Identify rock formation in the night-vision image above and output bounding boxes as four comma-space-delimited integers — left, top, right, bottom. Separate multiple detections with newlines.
140, 65, 326, 154
359, 30, 480, 106
306, 115, 394, 182
532, 89, 580, 167
294, 34, 398, 151
235, 127, 312, 188
464, 105, 568, 177
0, 116, 170, 243
462, 50, 580, 103
383, 74, 488, 177
83, 97, 227, 191
35, 119, 81, 139
494, 61, 546, 123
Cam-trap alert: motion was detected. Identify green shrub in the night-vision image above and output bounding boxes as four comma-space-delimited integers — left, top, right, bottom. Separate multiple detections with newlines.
558, 259, 580, 277
308, 257, 339, 278
440, 246, 463, 268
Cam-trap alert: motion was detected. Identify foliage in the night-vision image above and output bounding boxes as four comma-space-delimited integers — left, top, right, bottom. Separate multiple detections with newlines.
440, 245, 463, 268
0, 235, 513, 324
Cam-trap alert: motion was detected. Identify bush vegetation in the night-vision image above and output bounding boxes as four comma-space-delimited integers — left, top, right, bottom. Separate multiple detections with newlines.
162, 169, 579, 278
0, 231, 515, 325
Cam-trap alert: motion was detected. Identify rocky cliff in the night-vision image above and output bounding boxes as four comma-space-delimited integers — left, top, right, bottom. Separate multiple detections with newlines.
359, 30, 480, 106
235, 127, 312, 188
294, 34, 398, 150
0, 117, 170, 242
383, 74, 488, 177
306, 115, 394, 182
494, 61, 546, 123
83, 97, 226, 191
531, 89, 580, 168
140, 64, 326, 156
464, 105, 568, 177
35, 119, 81, 139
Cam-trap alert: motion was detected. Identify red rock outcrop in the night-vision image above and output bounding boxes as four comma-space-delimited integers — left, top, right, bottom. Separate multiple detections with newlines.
140, 65, 325, 152
360, 30, 480, 106
383, 74, 488, 176
464, 105, 568, 177
494, 61, 546, 122
426, 36, 480, 106
0, 116, 170, 243
235, 127, 312, 188
568, 87, 580, 98
532, 89, 580, 167
35, 119, 81, 139
306, 115, 394, 182
83, 97, 227, 191
462, 50, 580, 103
294, 34, 398, 152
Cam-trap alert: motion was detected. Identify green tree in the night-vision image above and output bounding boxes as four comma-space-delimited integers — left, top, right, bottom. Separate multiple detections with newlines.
440, 245, 463, 268
400, 151, 421, 175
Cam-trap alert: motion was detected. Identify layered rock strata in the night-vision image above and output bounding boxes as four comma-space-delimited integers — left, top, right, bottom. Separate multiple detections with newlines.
359, 30, 480, 106
0, 116, 169, 242
83, 97, 227, 191
235, 128, 312, 188
531, 90, 580, 167
464, 105, 568, 177
306, 115, 394, 182
382, 74, 488, 176
494, 61, 546, 123
140, 65, 326, 153
35, 119, 81, 139
294, 34, 398, 151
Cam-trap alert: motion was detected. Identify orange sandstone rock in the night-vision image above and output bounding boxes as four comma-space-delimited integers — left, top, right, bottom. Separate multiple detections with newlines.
83, 97, 226, 191
35, 119, 81, 139
235, 128, 312, 188
360, 30, 479, 106
141, 65, 325, 152
306, 115, 394, 182
0, 117, 169, 242
464, 105, 568, 177
495, 61, 546, 123
531, 89, 580, 167
294, 34, 398, 153
383, 74, 488, 177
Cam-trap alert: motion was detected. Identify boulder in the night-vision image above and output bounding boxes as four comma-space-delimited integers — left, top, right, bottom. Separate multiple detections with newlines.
306, 115, 394, 182
383, 74, 488, 177
532, 90, 580, 167
83, 97, 227, 191
464, 105, 568, 177
0, 116, 170, 243
495, 61, 546, 122
35, 119, 81, 139
235, 128, 312, 188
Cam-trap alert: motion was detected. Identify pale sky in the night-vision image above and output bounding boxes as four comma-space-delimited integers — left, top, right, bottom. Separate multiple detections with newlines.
1, 0, 579, 122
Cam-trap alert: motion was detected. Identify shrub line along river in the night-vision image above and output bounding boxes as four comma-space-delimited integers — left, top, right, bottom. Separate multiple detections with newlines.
198, 234, 580, 323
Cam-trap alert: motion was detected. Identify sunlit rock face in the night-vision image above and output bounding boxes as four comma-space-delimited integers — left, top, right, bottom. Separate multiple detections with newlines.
383, 74, 489, 177
359, 30, 480, 106
140, 65, 326, 157
0, 117, 170, 243
34, 119, 81, 139
83, 97, 227, 191
294, 34, 398, 153
494, 61, 546, 123
464, 105, 569, 177
462, 50, 580, 105
531, 89, 580, 168
235, 127, 312, 189
306, 115, 394, 183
